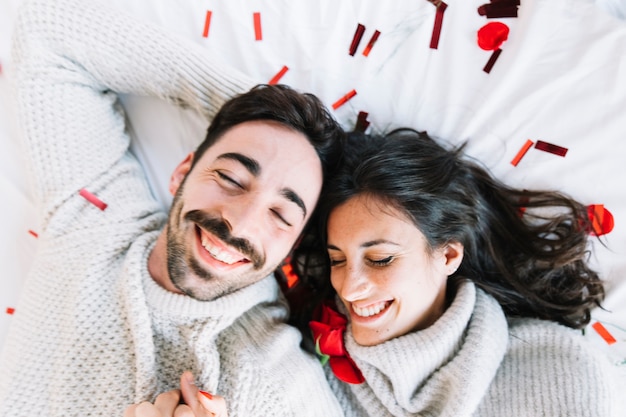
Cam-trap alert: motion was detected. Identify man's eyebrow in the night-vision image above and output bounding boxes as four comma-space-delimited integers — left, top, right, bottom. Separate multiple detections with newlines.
282, 188, 307, 219
217, 152, 260, 176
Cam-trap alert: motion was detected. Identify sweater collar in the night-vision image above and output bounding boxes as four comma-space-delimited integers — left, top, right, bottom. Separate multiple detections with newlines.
342, 280, 509, 417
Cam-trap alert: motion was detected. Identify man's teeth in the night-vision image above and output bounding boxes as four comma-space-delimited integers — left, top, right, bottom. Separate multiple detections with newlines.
201, 234, 242, 265
352, 301, 389, 318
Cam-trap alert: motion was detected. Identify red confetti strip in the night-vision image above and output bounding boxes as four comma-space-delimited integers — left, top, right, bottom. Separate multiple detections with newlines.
28, 229, 39, 238
332, 89, 357, 110
202, 11, 212, 38
430, 2, 448, 49
587, 204, 615, 236
510, 139, 534, 166
592, 321, 617, 345
6, 307, 15, 315
253, 12, 262, 41
268, 66, 289, 85
281, 262, 300, 289
354, 111, 370, 132
79, 188, 108, 211
534, 140, 568, 157
483, 48, 502, 73
362, 30, 381, 57
349, 23, 366, 56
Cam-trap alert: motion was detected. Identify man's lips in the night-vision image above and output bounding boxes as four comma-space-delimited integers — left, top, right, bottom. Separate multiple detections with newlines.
195, 226, 250, 268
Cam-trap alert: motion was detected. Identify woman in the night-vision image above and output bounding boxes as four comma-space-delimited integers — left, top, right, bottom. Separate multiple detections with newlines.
293, 129, 623, 416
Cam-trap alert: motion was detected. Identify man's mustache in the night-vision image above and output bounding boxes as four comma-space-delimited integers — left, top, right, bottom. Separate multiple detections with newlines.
184, 210, 265, 269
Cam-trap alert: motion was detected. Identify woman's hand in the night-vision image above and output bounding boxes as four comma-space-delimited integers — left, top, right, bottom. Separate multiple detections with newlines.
124, 371, 228, 417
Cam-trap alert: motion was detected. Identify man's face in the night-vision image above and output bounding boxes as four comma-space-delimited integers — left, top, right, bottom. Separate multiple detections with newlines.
166, 120, 323, 301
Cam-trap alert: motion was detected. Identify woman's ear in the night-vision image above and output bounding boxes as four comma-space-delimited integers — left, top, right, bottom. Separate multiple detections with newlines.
440, 241, 464, 276
169, 152, 194, 196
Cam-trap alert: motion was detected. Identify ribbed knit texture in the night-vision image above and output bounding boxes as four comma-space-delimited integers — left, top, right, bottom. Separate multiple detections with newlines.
0, 0, 343, 416
327, 281, 624, 416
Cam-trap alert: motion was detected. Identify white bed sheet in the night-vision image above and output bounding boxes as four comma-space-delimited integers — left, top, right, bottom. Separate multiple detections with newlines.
1, 0, 626, 379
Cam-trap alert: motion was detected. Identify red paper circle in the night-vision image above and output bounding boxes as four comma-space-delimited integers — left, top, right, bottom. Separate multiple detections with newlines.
586, 205, 615, 236
477, 22, 510, 51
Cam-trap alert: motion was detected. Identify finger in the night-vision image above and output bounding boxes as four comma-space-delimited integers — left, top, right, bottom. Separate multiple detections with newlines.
154, 389, 182, 417
123, 401, 162, 417
173, 404, 195, 417
197, 392, 228, 417
179, 371, 201, 411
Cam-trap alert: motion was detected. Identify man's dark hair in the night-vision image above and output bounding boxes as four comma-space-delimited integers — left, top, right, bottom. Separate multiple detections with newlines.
192, 84, 344, 180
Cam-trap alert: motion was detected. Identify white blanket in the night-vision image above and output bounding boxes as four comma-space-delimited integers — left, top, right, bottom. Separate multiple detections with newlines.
1, 0, 625, 378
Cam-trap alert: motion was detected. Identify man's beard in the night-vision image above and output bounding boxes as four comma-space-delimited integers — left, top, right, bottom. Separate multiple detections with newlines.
165, 188, 267, 301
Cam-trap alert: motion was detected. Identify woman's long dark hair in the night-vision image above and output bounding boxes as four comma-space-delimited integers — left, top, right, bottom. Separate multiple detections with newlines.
288, 128, 604, 333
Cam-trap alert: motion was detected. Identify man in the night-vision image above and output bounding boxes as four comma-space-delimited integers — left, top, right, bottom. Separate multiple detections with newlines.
0, 0, 344, 416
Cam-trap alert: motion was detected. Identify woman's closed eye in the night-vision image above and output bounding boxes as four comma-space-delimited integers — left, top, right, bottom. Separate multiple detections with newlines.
368, 255, 394, 266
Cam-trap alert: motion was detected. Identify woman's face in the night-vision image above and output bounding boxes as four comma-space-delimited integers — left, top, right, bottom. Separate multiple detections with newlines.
326, 194, 462, 346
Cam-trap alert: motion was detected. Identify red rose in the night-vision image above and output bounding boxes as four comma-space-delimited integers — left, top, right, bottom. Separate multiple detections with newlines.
309, 303, 365, 384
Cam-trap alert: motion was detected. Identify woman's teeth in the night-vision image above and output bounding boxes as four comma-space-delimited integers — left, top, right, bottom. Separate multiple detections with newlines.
352, 301, 389, 318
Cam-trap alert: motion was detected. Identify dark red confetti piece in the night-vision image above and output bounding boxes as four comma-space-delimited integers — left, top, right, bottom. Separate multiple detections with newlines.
28, 230, 39, 238
483, 48, 502, 73
349, 24, 366, 56
430, 2, 448, 49
534, 140, 568, 157
354, 111, 370, 132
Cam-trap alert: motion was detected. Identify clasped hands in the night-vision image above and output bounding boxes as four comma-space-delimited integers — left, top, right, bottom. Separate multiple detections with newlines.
124, 371, 227, 417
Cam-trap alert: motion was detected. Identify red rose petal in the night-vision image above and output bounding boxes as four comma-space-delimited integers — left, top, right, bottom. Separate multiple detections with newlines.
477, 22, 510, 51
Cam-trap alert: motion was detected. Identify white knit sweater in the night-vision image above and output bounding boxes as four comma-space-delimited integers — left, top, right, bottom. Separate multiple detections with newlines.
328, 281, 624, 416
0, 0, 343, 416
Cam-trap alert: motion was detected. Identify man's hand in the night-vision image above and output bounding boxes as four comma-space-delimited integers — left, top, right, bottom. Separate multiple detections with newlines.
123, 372, 228, 417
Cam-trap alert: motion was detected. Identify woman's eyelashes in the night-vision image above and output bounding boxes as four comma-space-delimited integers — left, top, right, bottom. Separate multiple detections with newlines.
368, 255, 394, 266
328, 255, 394, 267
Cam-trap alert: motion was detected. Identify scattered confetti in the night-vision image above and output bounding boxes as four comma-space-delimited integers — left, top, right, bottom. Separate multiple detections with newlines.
478, 22, 509, 73
362, 30, 381, 57
429, 1, 448, 49
354, 111, 370, 132
79, 188, 108, 211
268, 65, 289, 85
534, 140, 568, 157
28, 229, 39, 238
478, 0, 520, 18
587, 204, 615, 236
510, 139, 534, 166
332, 89, 357, 110
592, 321, 617, 345
349, 23, 366, 56
253, 12, 262, 41
6, 307, 15, 315
202, 11, 212, 38
281, 262, 299, 289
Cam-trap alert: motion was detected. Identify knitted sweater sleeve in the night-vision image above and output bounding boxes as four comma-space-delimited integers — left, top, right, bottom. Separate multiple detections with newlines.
11, 0, 255, 227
